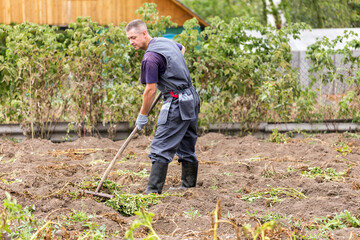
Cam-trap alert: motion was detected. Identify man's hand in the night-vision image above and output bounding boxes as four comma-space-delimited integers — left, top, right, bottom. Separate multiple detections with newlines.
136, 114, 148, 130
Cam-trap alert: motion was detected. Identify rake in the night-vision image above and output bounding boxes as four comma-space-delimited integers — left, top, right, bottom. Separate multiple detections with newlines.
83, 92, 162, 198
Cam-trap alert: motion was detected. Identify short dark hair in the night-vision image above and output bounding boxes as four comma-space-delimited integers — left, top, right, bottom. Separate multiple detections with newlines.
125, 19, 148, 33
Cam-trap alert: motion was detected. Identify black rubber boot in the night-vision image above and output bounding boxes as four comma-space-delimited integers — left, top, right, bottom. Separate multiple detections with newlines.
145, 161, 169, 194
180, 161, 198, 188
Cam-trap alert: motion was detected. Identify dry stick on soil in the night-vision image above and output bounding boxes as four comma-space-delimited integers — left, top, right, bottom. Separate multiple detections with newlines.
210, 199, 240, 240
170, 217, 181, 237
30, 221, 57, 240
50, 148, 103, 159
349, 232, 359, 240
182, 230, 202, 238
158, 203, 170, 220
76, 163, 86, 171
22, 182, 73, 199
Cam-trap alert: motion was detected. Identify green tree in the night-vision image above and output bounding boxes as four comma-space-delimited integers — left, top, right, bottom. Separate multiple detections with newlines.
180, 0, 266, 24
287, 0, 352, 28
181, 0, 359, 28
348, 0, 360, 27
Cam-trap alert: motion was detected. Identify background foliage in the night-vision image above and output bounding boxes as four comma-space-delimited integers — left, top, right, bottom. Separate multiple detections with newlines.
1, 3, 360, 138
181, 0, 360, 28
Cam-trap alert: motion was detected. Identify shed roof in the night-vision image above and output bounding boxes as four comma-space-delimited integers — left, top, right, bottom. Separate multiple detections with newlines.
170, 0, 208, 27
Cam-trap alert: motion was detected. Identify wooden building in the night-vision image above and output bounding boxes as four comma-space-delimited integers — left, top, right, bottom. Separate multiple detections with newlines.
0, 0, 208, 27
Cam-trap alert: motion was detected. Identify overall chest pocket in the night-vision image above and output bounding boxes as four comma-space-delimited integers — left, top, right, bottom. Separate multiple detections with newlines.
179, 89, 195, 121
157, 97, 172, 125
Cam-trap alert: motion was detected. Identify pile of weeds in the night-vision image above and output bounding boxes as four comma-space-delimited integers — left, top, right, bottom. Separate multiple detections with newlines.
78, 177, 178, 217
105, 192, 171, 216
301, 166, 346, 181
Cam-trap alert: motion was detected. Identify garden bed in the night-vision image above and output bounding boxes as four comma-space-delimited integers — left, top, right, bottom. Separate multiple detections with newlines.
1, 132, 360, 239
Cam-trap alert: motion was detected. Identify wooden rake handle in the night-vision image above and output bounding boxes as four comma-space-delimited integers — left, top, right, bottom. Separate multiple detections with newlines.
95, 92, 162, 193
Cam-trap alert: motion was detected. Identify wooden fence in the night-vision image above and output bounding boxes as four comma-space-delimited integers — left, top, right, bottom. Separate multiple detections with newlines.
0, 0, 208, 26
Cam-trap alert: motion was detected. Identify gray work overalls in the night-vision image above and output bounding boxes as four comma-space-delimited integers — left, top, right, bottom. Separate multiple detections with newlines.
146, 38, 200, 164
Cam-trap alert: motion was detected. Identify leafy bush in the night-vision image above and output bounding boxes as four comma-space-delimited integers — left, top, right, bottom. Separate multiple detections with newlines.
176, 17, 309, 126
1, 23, 68, 137
306, 30, 360, 121
1, 3, 360, 138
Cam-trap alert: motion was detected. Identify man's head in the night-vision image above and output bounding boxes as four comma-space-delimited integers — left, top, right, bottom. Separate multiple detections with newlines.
125, 20, 152, 50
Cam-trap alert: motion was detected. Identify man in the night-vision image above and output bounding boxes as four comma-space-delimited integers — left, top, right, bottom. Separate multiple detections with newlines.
125, 19, 200, 194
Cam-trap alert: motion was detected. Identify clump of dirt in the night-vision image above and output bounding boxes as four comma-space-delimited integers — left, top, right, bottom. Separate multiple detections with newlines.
1, 132, 360, 239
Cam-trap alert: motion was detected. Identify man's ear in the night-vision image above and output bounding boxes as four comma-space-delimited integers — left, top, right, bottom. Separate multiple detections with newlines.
142, 30, 148, 37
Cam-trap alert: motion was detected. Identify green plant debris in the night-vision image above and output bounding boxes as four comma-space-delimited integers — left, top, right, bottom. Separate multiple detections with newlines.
68, 209, 93, 222
78, 180, 98, 190
0, 157, 17, 164
248, 211, 282, 222
269, 127, 290, 144
0, 192, 113, 239
0, 178, 22, 185
88, 159, 107, 166
120, 153, 138, 162
79, 176, 177, 217
100, 179, 121, 191
221, 172, 233, 176
78, 179, 120, 192
261, 168, 276, 178
243, 155, 268, 162
105, 192, 171, 216
124, 207, 160, 240
301, 167, 345, 181
117, 168, 149, 178
247, 211, 307, 230
57, 209, 112, 239
183, 207, 202, 219
333, 142, 352, 156
0, 192, 36, 239
314, 210, 360, 232
211, 178, 218, 190
344, 132, 360, 139
242, 221, 279, 240
241, 187, 307, 206
287, 166, 296, 173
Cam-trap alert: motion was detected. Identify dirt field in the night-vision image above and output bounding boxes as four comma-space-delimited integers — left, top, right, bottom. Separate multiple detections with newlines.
1, 131, 360, 239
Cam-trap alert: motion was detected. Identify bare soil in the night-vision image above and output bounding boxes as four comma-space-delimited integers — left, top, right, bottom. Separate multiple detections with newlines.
1, 132, 360, 239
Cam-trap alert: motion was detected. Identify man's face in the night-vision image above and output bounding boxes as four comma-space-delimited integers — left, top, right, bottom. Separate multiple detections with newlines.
126, 29, 147, 50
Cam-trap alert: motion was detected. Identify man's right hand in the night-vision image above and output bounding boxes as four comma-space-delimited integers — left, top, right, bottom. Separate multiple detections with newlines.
136, 114, 148, 130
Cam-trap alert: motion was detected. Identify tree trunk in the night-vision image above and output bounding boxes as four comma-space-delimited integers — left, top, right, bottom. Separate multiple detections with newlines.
262, 0, 268, 25
313, 0, 324, 28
